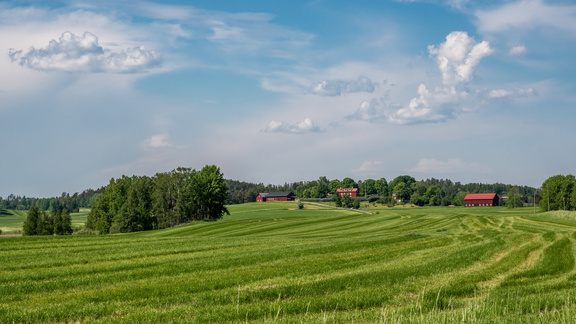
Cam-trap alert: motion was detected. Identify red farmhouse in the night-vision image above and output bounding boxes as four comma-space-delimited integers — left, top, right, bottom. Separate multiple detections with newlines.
337, 188, 360, 197
256, 192, 296, 202
464, 193, 499, 207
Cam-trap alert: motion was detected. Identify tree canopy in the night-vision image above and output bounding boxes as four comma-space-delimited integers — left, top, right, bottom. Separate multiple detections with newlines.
86, 165, 229, 234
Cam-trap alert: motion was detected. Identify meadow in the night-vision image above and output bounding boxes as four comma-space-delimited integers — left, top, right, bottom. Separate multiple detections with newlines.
1, 202, 576, 323
0, 208, 89, 234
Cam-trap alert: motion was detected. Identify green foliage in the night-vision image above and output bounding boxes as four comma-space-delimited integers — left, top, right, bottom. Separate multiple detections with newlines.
539, 174, 576, 211
87, 165, 229, 234
22, 206, 40, 236
22, 206, 72, 236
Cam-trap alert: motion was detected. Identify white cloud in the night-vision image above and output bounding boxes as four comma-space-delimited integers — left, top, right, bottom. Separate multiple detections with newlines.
488, 87, 536, 99
263, 118, 323, 134
309, 76, 378, 96
142, 134, 171, 150
9, 31, 161, 73
428, 31, 493, 87
352, 161, 384, 177
476, 0, 576, 35
509, 45, 527, 56
409, 158, 492, 174
347, 31, 491, 125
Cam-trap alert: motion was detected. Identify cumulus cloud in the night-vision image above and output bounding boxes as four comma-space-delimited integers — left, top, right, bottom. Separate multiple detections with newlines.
428, 31, 493, 87
142, 134, 171, 150
9, 31, 161, 73
409, 158, 492, 174
509, 45, 527, 56
263, 118, 323, 134
309, 76, 378, 96
348, 31, 491, 124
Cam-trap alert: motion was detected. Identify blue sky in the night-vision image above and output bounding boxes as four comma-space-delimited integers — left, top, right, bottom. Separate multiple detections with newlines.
1, 0, 575, 197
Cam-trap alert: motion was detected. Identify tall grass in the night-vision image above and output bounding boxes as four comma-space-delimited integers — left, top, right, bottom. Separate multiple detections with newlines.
2, 203, 576, 322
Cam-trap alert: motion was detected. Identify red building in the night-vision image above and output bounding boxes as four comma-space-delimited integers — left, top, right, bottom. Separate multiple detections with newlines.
464, 193, 499, 207
337, 188, 360, 197
256, 192, 296, 202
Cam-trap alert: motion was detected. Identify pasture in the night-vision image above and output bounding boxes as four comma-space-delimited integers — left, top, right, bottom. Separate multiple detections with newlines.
0, 208, 89, 234
1, 202, 576, 323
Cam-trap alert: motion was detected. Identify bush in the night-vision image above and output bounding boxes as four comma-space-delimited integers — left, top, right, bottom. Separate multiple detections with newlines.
297, 202, 304, 209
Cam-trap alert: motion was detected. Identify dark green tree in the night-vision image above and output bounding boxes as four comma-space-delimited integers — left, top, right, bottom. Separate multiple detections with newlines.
341, 177, 358, 189
23, 206, 40, 236
191, 165, 229, 221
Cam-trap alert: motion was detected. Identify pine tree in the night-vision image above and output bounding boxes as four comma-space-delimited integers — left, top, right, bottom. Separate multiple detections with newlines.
23, 206, 40, 236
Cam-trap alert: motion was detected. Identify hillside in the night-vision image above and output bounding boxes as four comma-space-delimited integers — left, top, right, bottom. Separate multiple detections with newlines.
1, 203, 576, 322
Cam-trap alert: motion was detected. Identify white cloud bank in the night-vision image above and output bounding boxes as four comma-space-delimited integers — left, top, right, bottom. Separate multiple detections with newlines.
9, 31, 161, 73
476, 0, 576, 36
409, 158, 492, 174
309, 76, 378, 96
264, 118, 323, 134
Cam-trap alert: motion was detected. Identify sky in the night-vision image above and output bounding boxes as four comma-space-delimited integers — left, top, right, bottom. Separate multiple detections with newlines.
1, 0, 575, 198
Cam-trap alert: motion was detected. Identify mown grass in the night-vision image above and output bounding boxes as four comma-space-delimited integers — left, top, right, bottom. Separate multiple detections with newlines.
2, 202, 576, 322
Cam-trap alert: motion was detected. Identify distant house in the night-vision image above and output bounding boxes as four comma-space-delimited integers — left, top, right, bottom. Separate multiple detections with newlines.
464, 193, 499, 207
256, 192, 296, 202
337, 188, 360, 197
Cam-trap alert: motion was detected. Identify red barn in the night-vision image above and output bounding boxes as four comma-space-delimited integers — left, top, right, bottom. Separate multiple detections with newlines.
256, 192, 295, 202
337, 188, 360, 197
464, 193, 499, 207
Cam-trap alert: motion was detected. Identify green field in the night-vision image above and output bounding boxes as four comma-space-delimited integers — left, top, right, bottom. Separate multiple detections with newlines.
0, 208, 90, 234
2, 203, 576, 322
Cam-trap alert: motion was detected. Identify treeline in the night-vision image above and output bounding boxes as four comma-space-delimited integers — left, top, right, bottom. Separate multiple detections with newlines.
266, 175, 537, 207
0, 189, 100, 212
86, 165, 228, 234
539, 174, 576, 211
23, 206, 73, 236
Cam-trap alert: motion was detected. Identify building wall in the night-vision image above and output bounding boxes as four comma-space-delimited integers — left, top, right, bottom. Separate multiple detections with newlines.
464, 198, 498, 207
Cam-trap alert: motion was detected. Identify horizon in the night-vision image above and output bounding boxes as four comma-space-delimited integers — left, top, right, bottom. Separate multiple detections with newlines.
2, 0, 575, 197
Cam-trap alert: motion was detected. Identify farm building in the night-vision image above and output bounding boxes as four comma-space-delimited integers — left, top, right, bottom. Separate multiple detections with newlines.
464, 193, 499, 207
337, 188, 360, 197
256, 192, 296, 202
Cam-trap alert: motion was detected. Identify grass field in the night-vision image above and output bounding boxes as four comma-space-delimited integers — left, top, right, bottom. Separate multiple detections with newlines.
0, 208, 90, 234
2, 202, 576, 322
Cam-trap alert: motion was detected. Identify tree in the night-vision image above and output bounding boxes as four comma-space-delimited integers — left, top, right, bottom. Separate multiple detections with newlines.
539, 175, 576, 211
376, 178, 388, 196
389, 175, 416, 201
333, 196, 342, 207
506, 188, 525, 209
341, 177, 358, 189
393, 182, 409, 202
453, 191, 468, 206
363, 179, 377, 195
329, 179, 342, 194
23, 206, 40, 236
426, 185, 444, 206
191, 165, 229, 221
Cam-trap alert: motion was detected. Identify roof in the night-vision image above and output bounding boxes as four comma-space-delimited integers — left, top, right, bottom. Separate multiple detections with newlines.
464, 193, 498, 200
337, 188, 359, 192
259, 192, 294, 198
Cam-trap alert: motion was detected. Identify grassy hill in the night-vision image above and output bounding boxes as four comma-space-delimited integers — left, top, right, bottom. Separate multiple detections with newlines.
1, 202, 576, 322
